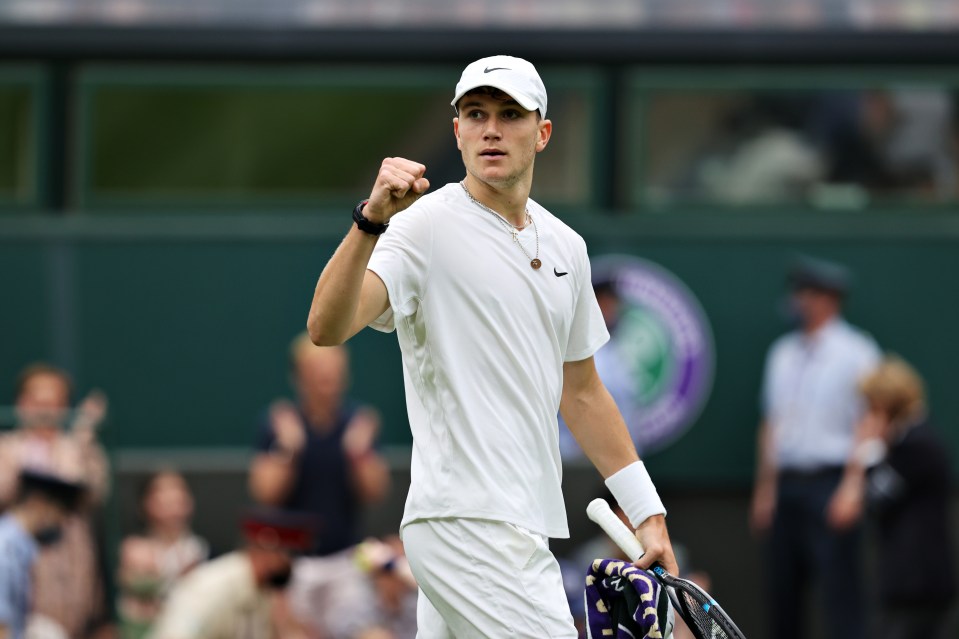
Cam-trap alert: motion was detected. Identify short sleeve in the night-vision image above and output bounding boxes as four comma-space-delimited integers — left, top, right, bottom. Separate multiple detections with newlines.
366, 205, 433, 333
564, 242, 610, 362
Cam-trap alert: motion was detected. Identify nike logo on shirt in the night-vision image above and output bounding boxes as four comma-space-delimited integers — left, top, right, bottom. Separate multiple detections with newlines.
554, 268, 569, 277
484, 67, 510, 73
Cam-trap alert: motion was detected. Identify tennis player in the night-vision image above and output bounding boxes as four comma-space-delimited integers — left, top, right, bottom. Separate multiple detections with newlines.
307, 55, 677, 637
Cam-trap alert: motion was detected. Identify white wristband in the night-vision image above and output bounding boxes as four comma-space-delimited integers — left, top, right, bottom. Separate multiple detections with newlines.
605, 461, 666, 528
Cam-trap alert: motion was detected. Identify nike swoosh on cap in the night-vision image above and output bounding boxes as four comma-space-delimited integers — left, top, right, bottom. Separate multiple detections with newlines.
484, 67, 511, 73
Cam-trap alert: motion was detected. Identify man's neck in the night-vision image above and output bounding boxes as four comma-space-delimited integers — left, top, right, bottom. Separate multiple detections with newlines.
301, 401, 338, 432
803, 313, 838, 336
463, 174, 532, 227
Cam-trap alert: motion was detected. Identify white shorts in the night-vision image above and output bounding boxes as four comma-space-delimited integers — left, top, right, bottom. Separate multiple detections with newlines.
402, 518, 577, 639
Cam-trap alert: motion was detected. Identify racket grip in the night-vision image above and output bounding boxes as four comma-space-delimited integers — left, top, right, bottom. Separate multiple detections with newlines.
587, 498, 645, 562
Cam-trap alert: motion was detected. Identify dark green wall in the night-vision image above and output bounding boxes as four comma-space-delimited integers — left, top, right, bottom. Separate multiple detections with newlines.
3, 213, 957, 485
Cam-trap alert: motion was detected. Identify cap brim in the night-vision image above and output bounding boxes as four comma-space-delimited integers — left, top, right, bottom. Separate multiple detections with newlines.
451, 83, 540, 114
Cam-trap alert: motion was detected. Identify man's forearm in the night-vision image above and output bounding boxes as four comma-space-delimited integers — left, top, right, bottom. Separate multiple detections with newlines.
307, 226, 378, 346
349, 452, 391, 504
754, 421, 777, 487
560, 379, 639, 478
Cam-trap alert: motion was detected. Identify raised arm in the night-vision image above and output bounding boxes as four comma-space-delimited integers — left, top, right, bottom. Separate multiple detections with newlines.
560, 356, 678, 575
307, 158, 429, 346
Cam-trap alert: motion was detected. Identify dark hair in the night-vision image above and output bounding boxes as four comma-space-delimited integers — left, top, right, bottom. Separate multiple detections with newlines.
16, 471, 84, 512
15, 363, 74, 402
457, 86, 542, 120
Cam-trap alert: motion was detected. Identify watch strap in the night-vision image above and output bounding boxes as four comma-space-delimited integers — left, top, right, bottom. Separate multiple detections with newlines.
352, 200, 389, 236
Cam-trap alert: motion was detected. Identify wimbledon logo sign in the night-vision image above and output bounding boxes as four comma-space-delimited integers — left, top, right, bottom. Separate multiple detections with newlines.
591, 255, 715, 453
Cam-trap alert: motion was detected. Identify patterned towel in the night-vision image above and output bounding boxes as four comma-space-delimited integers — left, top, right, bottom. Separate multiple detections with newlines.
584, 558, 674, 639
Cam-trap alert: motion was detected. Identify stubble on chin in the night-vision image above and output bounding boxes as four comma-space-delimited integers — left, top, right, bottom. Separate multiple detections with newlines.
465, 157, 535, 192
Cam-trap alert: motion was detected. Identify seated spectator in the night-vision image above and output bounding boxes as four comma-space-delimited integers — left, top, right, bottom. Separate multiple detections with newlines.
0, 364, 110, 639
148, 508, 312, 639
248, 334, 390, 638
117, 470, 209, 639
829, 355, 957, 639
0, 470, 84, 639
355, 536, 418, 639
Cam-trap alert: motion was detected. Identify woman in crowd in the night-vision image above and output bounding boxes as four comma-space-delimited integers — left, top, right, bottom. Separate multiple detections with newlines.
117, 470, 209, 639
830, 355, 957, 639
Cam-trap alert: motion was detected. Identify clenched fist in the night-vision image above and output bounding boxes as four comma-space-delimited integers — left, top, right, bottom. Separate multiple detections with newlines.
363, 157, 430, 224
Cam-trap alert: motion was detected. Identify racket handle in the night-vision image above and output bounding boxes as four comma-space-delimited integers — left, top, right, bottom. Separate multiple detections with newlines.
587, 498, 645, 562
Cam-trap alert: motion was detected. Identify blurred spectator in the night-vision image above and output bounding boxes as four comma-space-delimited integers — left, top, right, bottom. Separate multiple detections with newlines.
354, 536, 418, 639
830, 356, 957, 639
248, 334, 390, 638
750, 257, 880, 639
0, 470, 84, 639
811, 88, 958, 201
653, 88, 958, 207
147, 508, 311, 639
116, 470, 209, 639
859, 89, 956, 200
0, 364, 111, 639
559, 276, 637, 459
693, 98, 824, 204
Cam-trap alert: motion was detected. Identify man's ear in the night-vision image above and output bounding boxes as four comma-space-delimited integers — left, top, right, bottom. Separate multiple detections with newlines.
536, 118, 552, 153
453, 117, 462, 151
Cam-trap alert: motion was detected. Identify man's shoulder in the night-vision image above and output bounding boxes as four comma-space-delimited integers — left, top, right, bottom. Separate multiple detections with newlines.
768, 331, 801, 356
405, 183, 461, 214
0, 517, 35, 568
380, 184, 461, 237
832, 320, 880, 355
175, 551, 249, 592
0, 516, 28, 545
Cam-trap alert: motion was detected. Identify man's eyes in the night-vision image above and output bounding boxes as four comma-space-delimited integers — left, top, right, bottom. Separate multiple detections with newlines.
466, 109, 523, 120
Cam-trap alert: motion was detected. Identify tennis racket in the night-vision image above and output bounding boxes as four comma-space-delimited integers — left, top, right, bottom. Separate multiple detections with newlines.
586, 498, 747, 639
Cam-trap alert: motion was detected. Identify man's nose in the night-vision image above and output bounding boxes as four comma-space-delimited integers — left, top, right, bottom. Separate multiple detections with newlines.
483, 121, 502, 140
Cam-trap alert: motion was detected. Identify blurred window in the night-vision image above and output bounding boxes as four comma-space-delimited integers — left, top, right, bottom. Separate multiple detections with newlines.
0, 71, 39, 210
624, 71, 959, 211
76, 67, 601, 211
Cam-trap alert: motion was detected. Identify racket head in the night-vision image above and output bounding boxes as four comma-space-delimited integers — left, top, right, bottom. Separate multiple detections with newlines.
652, 566, 747, 639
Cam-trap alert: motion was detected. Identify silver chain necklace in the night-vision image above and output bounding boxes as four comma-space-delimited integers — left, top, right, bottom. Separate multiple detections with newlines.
460, 181, 542, 270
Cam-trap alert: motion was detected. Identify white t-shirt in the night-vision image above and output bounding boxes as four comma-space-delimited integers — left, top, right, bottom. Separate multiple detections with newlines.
761, 318, 881, 470
368, 183, 609, 538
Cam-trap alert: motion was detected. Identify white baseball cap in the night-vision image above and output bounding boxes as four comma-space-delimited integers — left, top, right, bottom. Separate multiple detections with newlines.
451, 55, 548, 119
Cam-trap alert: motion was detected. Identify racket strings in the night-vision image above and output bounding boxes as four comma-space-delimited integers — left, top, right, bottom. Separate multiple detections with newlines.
679, 589, 729, 639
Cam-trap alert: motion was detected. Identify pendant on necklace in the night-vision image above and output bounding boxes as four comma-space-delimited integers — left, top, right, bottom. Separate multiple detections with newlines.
530, 259, 542, 270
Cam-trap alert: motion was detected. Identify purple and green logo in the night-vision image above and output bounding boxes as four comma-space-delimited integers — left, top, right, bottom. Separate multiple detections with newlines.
592, 255, 714, 453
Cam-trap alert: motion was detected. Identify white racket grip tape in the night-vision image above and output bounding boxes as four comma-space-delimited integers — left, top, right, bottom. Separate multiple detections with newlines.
586, 498, 645, 563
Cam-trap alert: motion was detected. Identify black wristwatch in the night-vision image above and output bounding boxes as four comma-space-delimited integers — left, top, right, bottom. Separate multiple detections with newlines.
352, 200, 390, 236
